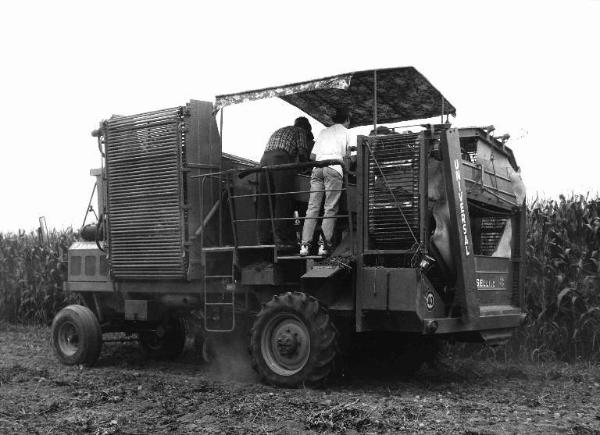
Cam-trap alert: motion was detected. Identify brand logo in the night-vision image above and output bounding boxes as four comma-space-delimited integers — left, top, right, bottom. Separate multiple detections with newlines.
425, 292, 435, 311
476, 276, 506, 290
454, 159, 471, 256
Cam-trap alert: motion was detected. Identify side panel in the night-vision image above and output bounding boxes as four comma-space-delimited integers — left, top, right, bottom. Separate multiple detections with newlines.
356, 268, 446, 331
358, 268, 416, 311
185, 101, 223, 278
474, 256, 512, 306
357, 267, 416, 332
65, 242, 112, 293
68, 242, 109, 283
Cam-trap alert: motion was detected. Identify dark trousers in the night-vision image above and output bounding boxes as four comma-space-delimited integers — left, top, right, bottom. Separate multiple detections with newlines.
258, 150, 295, 244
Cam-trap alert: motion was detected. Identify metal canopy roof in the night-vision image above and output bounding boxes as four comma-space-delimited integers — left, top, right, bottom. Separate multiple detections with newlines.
214, 67, 456, 128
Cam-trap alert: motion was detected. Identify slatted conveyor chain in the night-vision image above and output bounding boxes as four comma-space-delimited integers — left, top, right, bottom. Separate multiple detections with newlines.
104, 107, 188, 279
367, 132, 421, 249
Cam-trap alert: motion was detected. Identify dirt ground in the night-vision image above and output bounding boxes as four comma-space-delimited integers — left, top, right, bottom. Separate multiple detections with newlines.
0, 324, 599, 434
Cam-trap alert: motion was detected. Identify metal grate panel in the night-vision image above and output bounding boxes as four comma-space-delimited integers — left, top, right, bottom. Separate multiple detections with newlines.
479, 216, 508, 255
367, 133, 421, 249
104, 107, 187, 279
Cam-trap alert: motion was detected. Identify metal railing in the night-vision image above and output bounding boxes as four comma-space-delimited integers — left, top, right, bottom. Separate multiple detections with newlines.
193, 159, 354, 260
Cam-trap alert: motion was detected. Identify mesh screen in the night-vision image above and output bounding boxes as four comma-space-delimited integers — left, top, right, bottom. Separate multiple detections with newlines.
478, 216, 508, 255
367, 133, 420, 249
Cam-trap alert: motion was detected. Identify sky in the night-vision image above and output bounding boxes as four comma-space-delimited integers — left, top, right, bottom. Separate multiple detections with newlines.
1, 0, 599, 231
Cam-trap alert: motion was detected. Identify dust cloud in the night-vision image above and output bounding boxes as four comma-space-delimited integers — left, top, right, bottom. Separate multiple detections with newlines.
186, 319, 258, 384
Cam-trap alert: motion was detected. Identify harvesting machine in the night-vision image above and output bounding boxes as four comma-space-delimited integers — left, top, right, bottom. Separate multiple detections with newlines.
52, 67, 526, 386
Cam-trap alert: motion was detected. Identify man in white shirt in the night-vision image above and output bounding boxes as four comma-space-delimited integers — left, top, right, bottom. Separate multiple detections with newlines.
300, 107, 356, 256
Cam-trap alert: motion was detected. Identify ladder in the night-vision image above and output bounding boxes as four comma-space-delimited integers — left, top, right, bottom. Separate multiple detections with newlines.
200, 174, 238, 333
202, 246, 236, 332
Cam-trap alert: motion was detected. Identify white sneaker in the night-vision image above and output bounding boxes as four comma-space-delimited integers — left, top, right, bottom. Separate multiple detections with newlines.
299, 244, 309, 256
317, 244, 328, 256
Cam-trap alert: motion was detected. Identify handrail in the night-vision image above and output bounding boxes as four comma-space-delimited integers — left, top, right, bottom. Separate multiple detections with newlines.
237, 159, 345, 178
196, 158, 355, 261
230, 188, 347, 199
190, 159, 346, 180
234, 215, 350, 223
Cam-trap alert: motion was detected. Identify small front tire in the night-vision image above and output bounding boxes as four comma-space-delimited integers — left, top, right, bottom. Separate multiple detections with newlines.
51, 304, 102, 366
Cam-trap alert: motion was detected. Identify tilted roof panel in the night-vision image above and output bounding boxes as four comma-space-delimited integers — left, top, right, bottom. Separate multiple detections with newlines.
214, 67, 455, 127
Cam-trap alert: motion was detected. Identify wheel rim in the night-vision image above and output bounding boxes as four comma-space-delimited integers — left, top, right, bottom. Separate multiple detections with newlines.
141, 332, 164, 351
57, 321, 80, 357
261, 313, 310, 376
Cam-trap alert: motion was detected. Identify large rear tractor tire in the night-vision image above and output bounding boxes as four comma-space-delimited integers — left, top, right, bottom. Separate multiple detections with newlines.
51, 304, 102, 366
250, 292, 337, 387
139, 316, 186, 360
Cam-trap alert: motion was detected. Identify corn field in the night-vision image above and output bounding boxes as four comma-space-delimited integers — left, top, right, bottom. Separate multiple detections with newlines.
0, 229, 78, 325
516, 194, 600, 361
1, 195, 600, 360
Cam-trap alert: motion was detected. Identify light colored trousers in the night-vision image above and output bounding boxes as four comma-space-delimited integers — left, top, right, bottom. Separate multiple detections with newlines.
301, 167, 343, 244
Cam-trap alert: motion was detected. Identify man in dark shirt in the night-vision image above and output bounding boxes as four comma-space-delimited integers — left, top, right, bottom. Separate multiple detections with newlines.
258, 117, 312, 245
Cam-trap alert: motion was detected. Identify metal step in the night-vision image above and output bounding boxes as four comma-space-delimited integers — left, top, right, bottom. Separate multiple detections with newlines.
238, 244, 298, 249
278, 255, 324, 260
202, 246, 236, 252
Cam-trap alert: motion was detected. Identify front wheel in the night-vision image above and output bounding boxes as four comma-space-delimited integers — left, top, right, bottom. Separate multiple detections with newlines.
250, 292, 337, 387
51, 304, 102, 366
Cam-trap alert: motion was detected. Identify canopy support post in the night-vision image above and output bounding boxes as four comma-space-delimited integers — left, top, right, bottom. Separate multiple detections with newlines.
218, 107, 224, 246
219, 108, 224, 143
373, 70, 378, 132
441, 97, 445, 124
